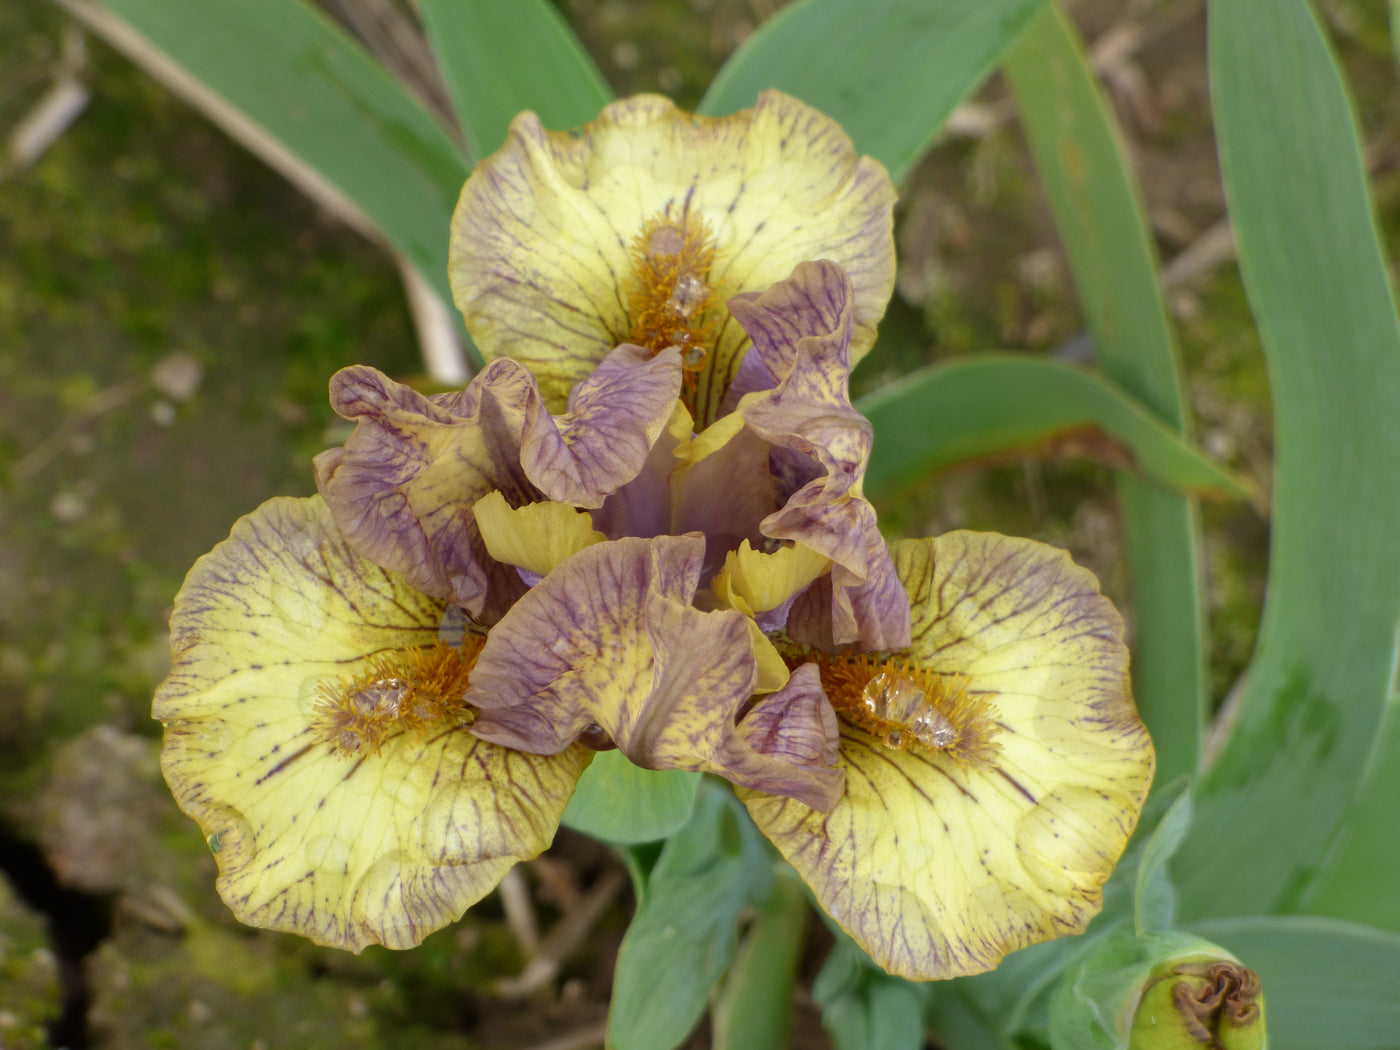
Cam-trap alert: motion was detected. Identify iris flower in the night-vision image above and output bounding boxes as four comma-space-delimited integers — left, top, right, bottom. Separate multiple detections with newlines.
155, 91, 1153, 979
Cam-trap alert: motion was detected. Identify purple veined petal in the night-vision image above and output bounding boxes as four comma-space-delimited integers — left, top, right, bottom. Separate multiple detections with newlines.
465, 535, 841, 808
315, 345, 679, 621
720, 257, 855, 413
591, 403, 693, 541
671, 421, 780, 577
737, 662, 842, 770
787, 539, 912, 653
732, 261, 912, 648
528, 343, 682, 503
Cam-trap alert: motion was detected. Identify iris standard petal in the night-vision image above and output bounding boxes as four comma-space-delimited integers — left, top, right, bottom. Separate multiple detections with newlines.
314, 344, 678, 620
465, 534, 842, 809
731, 261, 911, 649
154, 497, 590, 951
742, 531, 1154, 980
450, 91, 896, 423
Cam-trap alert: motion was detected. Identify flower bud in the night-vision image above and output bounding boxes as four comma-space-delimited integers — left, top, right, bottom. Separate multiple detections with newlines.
1050, 930, 1267, 1050
1129, 951, 1265, 1050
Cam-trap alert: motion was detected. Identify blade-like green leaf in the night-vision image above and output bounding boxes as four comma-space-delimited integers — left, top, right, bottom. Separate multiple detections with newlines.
608, 782, 772, 1050
561, 750, 700, 845
812, 923, 928, 1050
95, 0, 470, 311
857, 354, 1251, 502
1299, 696, 1400, 932
419, 0, 612, 159
1172, 0, 1400, 919
1134, 787, 1192, 936
1004, 4, 1205, 786
926, 988, 1019, 1050
1188, 916, 1400, 1050
699, 0, 1047, 180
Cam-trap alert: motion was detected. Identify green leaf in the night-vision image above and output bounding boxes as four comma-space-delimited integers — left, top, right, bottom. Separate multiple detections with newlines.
96, 0, 470, 311
608, 781, 772, 1050
1188, 916, 1400, 1050
419, 0, 612, 160
1004, 3, 1205, 787
1299, 696, 1400, 931
699, 0, 1047, 180
812, 925, 928, 1050
712, 870, 807, 1050
561, 750, 700, 845
1172, 0, 1400, 919
925, 987, 1019, 1050
857, 354, 1251, 502
1134, 787, 1192, 936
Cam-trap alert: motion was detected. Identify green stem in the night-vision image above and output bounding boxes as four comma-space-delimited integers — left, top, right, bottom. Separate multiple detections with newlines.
712, 869, 809, 1050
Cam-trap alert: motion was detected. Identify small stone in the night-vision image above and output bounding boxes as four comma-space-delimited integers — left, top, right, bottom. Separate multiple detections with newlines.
151, 353, 203, 402
50, 490, 87, 522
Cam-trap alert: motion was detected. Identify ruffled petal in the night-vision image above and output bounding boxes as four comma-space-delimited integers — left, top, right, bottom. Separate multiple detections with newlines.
155, 496, 589, 952
734, 261, 911, 649
314, 344, 678, 620
466, 535, 841, 809
450, 90, 896, 423
742, 531, 1154, 980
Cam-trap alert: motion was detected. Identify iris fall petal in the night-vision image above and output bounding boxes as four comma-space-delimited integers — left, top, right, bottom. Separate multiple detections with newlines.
155, 496, 590, 951
741, 531, 1154, 980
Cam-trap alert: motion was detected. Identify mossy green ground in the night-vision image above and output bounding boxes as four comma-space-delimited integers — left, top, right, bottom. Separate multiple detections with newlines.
4, 0, 1393, 1046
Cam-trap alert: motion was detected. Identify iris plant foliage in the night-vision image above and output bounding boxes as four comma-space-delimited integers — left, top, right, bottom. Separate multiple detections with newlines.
107, 0, 1400, 1046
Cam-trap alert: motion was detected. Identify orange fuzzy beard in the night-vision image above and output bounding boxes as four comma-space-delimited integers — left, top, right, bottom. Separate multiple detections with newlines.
626, 208, 718, 402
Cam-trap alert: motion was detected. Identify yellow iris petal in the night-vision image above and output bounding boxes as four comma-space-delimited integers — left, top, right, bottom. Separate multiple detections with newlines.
713, 539, 830, 617
474, 489, 607, 577
155, 496, 589, 951
742, 531, 1154, 980
450, 91, 896, 423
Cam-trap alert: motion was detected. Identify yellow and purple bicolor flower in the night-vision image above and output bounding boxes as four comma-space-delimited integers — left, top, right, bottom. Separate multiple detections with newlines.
155, 91, 1154, 979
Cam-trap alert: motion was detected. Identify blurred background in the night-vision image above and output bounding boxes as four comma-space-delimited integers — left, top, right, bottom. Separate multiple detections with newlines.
0, 0, 1393, 1047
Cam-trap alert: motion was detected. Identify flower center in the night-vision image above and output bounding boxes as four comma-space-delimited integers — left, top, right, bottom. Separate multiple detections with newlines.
311, 636, 484, 757
808, 652, 1003, 766
626, 207, 718, 411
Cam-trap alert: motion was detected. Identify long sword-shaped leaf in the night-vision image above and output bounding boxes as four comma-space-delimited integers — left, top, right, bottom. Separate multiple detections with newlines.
419, 0, 612, 159
1004, 4, 1205, 785
857, 354, 1250, 502
1298, 697, 1400, 932
90, 0, 470, 312
699, 0, 1047, 180
813, 923, 929, 1050
1172, 0, 1400, 919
